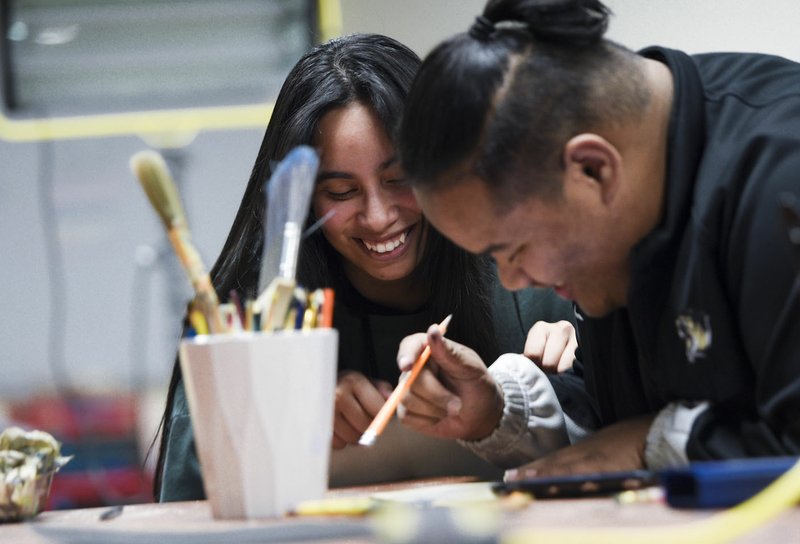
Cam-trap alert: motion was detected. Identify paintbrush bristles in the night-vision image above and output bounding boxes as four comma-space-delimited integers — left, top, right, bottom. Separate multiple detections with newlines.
281, 156, 317, 280
130, 150, 187, 230
257, 146, 320, 294
130, 149, 223, 334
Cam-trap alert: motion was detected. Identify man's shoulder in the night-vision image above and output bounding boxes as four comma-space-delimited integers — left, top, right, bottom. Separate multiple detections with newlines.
693, 51, 800, 106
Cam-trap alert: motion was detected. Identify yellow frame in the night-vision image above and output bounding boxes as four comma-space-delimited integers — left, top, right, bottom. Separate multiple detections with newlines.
0, 0, 342, 143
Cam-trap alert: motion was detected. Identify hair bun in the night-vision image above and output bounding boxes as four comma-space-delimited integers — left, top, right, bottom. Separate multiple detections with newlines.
485, 0, 610, 45
469, 15, 496, 41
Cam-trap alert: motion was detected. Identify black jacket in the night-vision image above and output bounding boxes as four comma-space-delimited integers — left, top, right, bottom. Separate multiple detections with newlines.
577, 47, 800, 459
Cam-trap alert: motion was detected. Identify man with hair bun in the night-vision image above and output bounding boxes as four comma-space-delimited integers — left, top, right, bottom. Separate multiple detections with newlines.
395, 0, 800, 477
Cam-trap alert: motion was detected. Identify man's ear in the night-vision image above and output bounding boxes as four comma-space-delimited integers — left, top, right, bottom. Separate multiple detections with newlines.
563, 134, 622, 205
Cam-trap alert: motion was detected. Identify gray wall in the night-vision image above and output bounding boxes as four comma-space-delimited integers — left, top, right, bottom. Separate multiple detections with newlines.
1, 0, 798, 399
339, 0, 485, 56
0, 130, 262, 396
606, 0, 800, 60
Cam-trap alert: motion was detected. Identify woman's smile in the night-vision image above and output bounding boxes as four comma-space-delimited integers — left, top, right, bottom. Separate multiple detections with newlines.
359, 225, 414, 257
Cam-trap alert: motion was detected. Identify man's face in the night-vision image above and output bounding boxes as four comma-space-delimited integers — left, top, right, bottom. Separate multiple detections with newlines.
413, 176, 631, 317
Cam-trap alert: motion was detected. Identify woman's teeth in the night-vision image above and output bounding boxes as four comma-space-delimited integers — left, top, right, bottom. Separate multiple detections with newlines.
364, 231, 407, 254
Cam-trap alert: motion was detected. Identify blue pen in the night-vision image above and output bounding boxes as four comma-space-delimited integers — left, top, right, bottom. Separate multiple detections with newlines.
293, 297, 305, 329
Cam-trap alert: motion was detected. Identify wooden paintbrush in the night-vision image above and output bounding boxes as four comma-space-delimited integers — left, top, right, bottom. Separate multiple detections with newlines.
359, 314, 453, 446
254, 146, 319, 330
130, 150, 223, 333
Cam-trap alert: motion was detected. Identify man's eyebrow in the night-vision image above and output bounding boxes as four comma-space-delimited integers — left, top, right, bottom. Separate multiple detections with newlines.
478, 243, 508, 257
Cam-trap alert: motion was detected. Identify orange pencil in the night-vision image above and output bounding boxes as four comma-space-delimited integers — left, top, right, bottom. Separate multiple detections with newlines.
320, 288, 335, 328
358, 314, 452, 446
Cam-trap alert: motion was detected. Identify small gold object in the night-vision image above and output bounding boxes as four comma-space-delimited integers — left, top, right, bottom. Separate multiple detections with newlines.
0, 427, 71, 522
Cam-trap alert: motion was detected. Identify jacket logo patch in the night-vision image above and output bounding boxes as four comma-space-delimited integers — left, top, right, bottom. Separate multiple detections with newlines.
675, 311, 712, 363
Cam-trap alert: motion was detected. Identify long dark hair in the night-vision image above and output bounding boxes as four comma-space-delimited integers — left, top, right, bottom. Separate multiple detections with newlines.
153, 33, 498, 498
399, 0, 650, 206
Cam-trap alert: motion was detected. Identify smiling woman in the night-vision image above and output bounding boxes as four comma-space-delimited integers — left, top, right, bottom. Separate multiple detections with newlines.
313, 103, 426, 310
153, 33, 584, 502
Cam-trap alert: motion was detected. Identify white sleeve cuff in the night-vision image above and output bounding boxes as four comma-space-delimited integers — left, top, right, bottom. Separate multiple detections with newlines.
564, 412, 592, 444
644, 401, 710, 470
458, 354, 570, 469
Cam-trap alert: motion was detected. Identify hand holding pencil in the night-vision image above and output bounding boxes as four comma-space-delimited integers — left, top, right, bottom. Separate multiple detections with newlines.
358, 315, 452, 446
359, 315, 506, 446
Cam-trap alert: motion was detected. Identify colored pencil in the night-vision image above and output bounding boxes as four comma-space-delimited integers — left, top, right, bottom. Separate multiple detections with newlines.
358, 314, 452, 446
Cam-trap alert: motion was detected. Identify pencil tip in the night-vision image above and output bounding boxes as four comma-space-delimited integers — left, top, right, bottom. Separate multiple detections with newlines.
440, 314, 453, 329
358, 431, 376, 447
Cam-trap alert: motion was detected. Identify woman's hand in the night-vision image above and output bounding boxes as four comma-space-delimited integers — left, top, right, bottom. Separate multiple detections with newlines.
396, 323, 504, 441
524, 320, 578, 373
333, 370, 392, 449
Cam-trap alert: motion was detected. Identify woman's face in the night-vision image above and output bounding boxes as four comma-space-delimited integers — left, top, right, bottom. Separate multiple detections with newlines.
312, 103, 424, 287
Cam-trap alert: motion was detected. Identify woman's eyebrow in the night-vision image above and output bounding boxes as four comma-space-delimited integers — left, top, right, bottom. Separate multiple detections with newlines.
317, 156, 399, 182
379, 156, 399, 170
316, 170, 353, 182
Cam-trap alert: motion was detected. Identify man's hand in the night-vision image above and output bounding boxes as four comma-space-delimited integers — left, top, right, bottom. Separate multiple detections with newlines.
524, 320, 578, 373
333, 370, 392, 449
396, 323, 504, 441
505, 414, 655, 479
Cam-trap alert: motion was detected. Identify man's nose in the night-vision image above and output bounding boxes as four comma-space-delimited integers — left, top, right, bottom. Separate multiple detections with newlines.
497, 259, 531, 291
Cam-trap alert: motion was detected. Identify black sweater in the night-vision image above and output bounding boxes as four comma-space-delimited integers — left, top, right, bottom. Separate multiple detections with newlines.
577, 47, 800, 460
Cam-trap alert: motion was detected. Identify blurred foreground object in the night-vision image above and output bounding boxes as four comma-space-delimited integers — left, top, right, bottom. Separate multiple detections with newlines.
0, 426, 71, 522
7, 393, 152, 509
